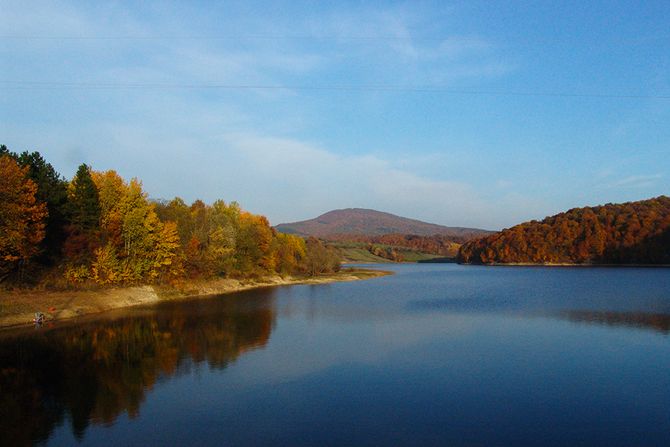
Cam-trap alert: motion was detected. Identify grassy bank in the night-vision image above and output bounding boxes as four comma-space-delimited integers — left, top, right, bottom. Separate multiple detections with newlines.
0, 268, 391, 329
331, 241, 446, 263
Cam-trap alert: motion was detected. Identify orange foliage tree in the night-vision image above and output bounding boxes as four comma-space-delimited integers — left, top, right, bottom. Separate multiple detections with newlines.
0, 155, 48, 281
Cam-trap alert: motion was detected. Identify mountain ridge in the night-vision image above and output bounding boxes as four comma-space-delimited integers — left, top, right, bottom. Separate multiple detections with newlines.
275, 208, 491, 240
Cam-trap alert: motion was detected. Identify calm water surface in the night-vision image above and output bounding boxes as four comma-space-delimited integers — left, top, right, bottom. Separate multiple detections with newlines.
2, 264, 670, 446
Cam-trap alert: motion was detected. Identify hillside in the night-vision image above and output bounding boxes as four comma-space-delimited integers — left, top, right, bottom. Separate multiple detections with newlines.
329, 241, 452, 264
275, 208, 490, 241
458, 196, 670, 265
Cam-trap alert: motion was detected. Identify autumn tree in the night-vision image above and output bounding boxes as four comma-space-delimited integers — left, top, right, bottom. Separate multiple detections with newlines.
150, 221, 185, 282
205, 200, 238, 276
111, 178, 171, 282
235, 212, 274, 275
154, 197, 191, 244
0, 148, 70, 264
273, 233, 307, 275
303, 237, 342, 276
0, 155, 48, 281
155, 198, 242, 278
92, 170, 126, 250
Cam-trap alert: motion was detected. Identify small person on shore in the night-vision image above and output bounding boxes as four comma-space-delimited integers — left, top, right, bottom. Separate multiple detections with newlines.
33, 312, 44, 325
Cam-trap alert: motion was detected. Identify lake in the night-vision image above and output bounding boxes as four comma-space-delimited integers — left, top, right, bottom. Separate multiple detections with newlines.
2, 264, 670, 446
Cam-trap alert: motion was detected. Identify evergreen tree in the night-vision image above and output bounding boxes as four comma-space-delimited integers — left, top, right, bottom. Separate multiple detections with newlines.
68, 164, 100, 231
16, 151, 69, 263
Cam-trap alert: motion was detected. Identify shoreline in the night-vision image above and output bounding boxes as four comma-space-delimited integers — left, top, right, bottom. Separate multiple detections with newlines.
460, 262, 670, 268
0, 268, 391, 330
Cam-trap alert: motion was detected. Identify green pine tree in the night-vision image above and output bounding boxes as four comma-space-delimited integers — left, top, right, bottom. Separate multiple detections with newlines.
68, 164, 101, 231
16, 151, 69, 262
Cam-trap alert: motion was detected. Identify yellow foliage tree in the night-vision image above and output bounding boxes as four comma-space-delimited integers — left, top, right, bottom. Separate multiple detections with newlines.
91, 244, 121, 285
273, 233, 307, 275
92, 170, 127, 250
236, 212, 274, 274
150, 221, 184, 282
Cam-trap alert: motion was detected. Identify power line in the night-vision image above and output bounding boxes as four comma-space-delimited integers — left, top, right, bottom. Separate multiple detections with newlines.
0, 34, 448, 41
0, 81, 668, 99
1, 34, 664, 45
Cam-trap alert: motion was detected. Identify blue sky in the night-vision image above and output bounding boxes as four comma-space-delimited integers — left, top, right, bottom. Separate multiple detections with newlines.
1, 0, 669, 230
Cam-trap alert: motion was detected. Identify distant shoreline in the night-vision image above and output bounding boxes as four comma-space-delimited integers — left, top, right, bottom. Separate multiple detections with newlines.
459, 262, 670, 268
0, 268, 391, 330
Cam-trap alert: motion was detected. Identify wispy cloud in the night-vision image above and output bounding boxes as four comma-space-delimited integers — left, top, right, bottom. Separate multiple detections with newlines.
606, 174, 662, 189
206, 133, 547, 229
221, 132, 487, 223
0, 1, 551, 230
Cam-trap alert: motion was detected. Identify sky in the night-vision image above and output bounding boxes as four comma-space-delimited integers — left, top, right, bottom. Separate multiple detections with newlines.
1, 0, 669, 230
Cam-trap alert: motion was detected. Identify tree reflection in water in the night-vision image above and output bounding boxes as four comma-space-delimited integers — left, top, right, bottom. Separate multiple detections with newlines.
561, 309, 670, 334
0, 291, 276, 446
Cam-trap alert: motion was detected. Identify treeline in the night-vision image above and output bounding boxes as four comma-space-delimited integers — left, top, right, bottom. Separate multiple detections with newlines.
458, 196, 670, 265
0, 145, 340, 286
327, 233, 461, 258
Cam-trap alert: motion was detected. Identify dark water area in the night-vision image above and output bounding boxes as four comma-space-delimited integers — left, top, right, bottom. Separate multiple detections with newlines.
2, 264, 670, 446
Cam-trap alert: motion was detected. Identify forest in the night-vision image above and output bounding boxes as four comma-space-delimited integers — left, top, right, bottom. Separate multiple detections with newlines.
0, 145, 341, 287
458, 196, 670, 265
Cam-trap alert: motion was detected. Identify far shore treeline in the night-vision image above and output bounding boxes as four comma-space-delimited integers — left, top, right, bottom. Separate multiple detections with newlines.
0, 145, 341, 287
458, 196, 670, 265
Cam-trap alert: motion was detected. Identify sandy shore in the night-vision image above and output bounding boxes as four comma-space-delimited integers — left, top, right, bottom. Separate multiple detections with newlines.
0, 268, 391, 329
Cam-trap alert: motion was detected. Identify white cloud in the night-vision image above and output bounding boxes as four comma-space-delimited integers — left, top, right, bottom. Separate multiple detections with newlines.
211, 133, 548, 230
221, 134, 480, 220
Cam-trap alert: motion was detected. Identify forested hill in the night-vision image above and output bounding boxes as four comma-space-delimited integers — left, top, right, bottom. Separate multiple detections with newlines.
275, 208, 490, 241
458, 196, 670, 265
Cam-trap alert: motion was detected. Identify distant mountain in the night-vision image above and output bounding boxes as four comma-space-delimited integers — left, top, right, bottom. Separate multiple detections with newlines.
458, 196, 670, 265
275, 208, 491, 241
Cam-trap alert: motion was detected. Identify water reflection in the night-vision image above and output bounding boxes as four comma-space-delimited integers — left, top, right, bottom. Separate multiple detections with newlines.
561, 309, 670, 334
2, 265, 670, 446
0, 290, 276, 446
410, 298, 670, 334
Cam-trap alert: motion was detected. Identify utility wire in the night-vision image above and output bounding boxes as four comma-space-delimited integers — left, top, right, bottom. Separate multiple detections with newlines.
0, 81, 668, 99
0, 34, 459, 41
